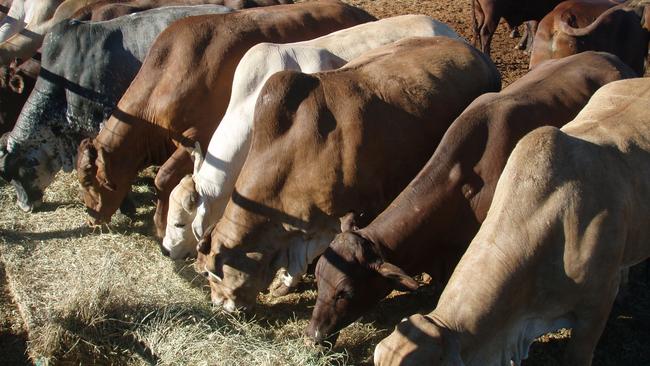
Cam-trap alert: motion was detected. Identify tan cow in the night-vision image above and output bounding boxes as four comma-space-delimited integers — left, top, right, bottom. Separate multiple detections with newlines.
76, 0, 375, 238
194, 36, 501, 312
374, 77, 650, 366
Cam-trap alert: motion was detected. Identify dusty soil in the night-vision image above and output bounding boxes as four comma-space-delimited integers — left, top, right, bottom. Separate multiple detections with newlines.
0, 261, 30, 366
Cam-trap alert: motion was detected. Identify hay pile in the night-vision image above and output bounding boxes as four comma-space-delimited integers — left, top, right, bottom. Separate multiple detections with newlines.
0, 172, 358, 365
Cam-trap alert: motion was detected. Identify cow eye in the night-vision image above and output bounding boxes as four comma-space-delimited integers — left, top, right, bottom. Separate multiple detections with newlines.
174, 223, 185, 228
335, 290, 352, 301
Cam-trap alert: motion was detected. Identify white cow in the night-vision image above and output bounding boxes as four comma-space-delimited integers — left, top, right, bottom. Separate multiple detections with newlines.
0, 0, 103, 65
162, 14, 464, 259
374, 77, 650, 366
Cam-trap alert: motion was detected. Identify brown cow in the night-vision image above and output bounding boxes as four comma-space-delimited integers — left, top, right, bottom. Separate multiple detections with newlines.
76, 0, 374, 237
306, 51, 636, 345
71, 0, 292, 21
472, 0, 564, 55
0, 58, 37, 135
529, 0, 650, 75
194, 36, 501, 313
374, 77, 650, 366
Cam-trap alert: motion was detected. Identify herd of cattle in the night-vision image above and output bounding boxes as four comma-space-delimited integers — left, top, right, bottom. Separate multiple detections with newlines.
0, 0, 648, 364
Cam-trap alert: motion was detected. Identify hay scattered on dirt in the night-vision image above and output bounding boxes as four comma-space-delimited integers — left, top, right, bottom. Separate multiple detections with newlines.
0, 173, 350, 365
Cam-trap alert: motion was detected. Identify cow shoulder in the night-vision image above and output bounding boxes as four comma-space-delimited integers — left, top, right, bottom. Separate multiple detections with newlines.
251, 70, 323, 147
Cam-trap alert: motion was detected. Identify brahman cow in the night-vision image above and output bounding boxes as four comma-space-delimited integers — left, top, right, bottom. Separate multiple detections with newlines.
162, 15, 464, 260
472, 0, 564, 54
0, 5, 232, 212
529, 0, 650, 75
374, 77, 650, 366
76, 0, 375, 237
194, 36, 501, 312
0, 58, 37, 134
0, 0, 110, 65
306, 51, 635, 345
71, 0, 290, 21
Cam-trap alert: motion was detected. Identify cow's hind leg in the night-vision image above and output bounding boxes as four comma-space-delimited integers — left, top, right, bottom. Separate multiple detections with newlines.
154, 146, 193, 239
563, 274, 620, 366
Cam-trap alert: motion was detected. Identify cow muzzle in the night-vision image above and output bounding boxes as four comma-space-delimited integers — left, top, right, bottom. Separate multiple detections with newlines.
305, 323, 340, 347
12, 181, 43, 213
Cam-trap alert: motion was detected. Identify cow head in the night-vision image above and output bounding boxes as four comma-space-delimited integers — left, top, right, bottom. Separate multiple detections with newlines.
163, 175, 200, 259
374, 314, 463, 366
194, 224, 277, 312
163, 143, 203, 259
0, 125, 62, 212
306, 216, 418, 346
76, 138, 124, 225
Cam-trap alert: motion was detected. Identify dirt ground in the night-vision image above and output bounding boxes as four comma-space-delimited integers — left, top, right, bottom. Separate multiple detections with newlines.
0, 0, 648, 365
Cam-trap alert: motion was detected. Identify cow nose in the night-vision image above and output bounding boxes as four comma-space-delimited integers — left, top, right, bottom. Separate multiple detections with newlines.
305, 323, 329, 346
159, 243, 170, 257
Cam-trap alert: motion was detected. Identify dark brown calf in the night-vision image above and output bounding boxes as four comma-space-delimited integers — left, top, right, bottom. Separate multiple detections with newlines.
307, 51, 636, 345
530, 1, 650, 75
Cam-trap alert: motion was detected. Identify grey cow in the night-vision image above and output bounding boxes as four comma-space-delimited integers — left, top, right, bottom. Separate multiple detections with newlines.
0, 5, 232, 212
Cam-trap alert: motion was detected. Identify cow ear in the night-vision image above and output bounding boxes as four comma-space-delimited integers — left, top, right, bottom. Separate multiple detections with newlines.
181, 182, 199, 213
375, 261, 419, 292
96, 147, 116, 191
77, 138, 98, 187
196, 224, 215, 255
642, 5, 650, 31
187, 141, 204, 176
340, 212, 359, 232
9, 73, 24, 94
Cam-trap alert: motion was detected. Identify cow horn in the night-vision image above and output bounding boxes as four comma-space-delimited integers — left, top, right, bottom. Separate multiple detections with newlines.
559, 3, 628, 37
96, 146, 116, 191
187, 141, 204, 176
375, 261, 419, 292
77, 138, 98, 187
206, 267, 223, 282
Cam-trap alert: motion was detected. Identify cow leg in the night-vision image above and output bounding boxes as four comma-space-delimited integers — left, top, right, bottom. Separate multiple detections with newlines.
524, 21, 538, 54
508, 25, 520, 38
471, 0, 482, 48
478, 3, 499, 55
154, 146, 193, 239
562, 276, 619, 366
515, 23, 529, 50
516, 21, 537, 52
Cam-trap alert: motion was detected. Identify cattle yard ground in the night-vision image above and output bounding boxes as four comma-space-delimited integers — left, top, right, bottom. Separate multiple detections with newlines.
1, 0, 649, 365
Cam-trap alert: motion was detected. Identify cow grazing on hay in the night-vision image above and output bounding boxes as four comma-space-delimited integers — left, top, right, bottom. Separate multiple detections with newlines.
374, 77, 650, 366
162, 15, 463, 260
0, 5, 232, 212
194, 36, 501, 312
76, 0, 375, 238
306, 51, 636, 346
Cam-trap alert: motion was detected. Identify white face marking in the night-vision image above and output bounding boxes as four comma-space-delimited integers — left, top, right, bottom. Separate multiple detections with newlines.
163, 182, 199, 259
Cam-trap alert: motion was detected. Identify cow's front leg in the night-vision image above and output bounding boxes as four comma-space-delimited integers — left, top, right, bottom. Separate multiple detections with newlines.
563, 277, 619, 366
154, 146, 193, 238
